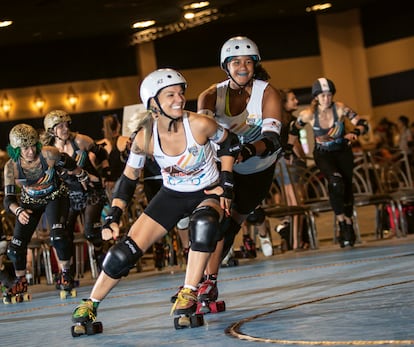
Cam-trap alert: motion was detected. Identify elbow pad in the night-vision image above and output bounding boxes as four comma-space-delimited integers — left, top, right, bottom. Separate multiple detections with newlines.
112, 174, 139, 204
356, 119, 369, 135
217, 131, 241, 158
261, 131, 282, 157
57, 152, 77, 171
289, 121, 300, 137
4, 186, 18, 213
91, 143, 108, 163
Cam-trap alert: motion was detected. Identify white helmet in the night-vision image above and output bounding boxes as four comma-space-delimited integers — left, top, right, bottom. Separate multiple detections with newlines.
220, 36, 261, 70
139, 68, 187, 109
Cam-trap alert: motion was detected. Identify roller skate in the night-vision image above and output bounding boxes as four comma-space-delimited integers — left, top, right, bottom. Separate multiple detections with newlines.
171, 287, 204, 329
71, 299, 103, 337
57, 269, 79, 300
258, 233, 273, 257
196, 276, 225, 314
3, 275, 31, 304
338, 221, 354, 248
240, 234, 256, 258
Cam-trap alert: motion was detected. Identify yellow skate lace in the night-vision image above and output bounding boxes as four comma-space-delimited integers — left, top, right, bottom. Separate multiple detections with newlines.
74, 301, 96, 321
170, 288, 196, 315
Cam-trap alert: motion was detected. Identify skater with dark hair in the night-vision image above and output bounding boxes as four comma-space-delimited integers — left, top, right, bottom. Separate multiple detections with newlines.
196, 36, 283, 311
70, 68, 239, 335
288, 77, 369, 247
4, 123, 85, 302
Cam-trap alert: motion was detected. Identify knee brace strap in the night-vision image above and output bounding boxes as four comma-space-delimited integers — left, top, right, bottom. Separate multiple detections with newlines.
246, 207, 266, 225
102, 236, 143, 279
189, 206, 220, 253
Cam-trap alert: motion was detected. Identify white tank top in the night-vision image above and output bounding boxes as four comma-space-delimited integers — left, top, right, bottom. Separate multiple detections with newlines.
215, 79, 278, 174
153, 112, 219, 192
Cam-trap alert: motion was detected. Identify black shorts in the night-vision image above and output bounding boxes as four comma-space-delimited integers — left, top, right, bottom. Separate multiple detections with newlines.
144, 186, 219, 231
233, 163, 276, 215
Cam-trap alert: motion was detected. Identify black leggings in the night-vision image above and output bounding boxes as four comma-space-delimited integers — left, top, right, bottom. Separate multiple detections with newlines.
313, 146, 354, 217
8, 195, 70, 271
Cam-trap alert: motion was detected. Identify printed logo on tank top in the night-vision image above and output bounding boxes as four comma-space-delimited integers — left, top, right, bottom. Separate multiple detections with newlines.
162, 144, 207, 186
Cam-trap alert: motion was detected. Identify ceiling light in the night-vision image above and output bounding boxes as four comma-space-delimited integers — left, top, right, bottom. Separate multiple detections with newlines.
0, 20, 13, 28
184, 12, 195, 19
306, 3, 332, 13
132, 20, 156, 29
183, 2, 210, 11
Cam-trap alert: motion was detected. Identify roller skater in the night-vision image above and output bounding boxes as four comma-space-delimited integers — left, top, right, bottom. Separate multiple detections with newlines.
71, 299, 103, 337
196, 275, 225, 314
171, 287, 204, 329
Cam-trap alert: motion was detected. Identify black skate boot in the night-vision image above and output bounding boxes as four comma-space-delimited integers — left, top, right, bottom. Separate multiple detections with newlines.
71, 299, 103, 337
58, 269, 78, 300
197, 275, 225, 314
4, 275, 31, 304
171, 287, 203, 329
346, 223, 356, 247
338, 221, 350, 248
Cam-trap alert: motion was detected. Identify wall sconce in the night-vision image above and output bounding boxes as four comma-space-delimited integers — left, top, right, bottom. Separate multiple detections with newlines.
1, 93, 12, 118
99, 84, 111, 108
67, 86, 79, 111
33, 90, 46, 114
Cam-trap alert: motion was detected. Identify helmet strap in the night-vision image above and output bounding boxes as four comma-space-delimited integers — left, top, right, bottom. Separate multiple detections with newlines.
154, 98, 182, 133
227, 71, 252, 94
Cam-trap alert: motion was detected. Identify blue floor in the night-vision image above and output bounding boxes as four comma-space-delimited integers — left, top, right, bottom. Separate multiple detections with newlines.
1, 236, 414, 347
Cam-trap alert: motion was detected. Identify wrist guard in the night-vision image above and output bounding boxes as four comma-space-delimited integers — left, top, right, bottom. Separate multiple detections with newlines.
76, 169, 89, 183
240, 143, 256, 162
219, 171, 234, 199
103, 206, 123, 230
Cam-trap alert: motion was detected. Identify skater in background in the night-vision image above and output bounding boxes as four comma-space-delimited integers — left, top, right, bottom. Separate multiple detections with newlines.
96, 114, 129, 201
288, 77, 369, 247
4, 124, 85, 300
41, 110, 110, 273
71, 68, 239, 332
197, 36, 283, 307
275, 88, 308, 250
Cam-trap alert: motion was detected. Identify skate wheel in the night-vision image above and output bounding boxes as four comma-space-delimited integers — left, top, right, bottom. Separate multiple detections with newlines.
189, 314, 204, 328
3, 297, 10, 304
60, 290, 68, 300
70, 289, 77, 298
210, 300, 226, 313
174, 315, 191, 329
86, 321, 103, 335
23, 293, 31, 302
71, 324, 86, 337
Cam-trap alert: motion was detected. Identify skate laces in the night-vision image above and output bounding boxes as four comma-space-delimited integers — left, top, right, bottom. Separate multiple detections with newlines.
73, 300, 96, 320
170, 288, 197, 315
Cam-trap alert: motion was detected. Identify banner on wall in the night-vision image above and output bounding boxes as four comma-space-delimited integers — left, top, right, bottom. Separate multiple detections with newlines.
122, 103, 146, 137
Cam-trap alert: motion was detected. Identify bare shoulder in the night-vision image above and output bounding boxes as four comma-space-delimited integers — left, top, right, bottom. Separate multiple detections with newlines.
299, 107, 314, 122
75, 133, 94, 150
42, 146, 60, 160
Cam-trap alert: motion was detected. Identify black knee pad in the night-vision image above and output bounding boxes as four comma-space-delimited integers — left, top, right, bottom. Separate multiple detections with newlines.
220, 217, 241, 261
189, 206, 220, 253
84, 221, 103, 247
328, 174, 344, 196
7, 238, 26, 270
245, 207, 266, 225
102, 236, 143, 279
50, 225, 72, 261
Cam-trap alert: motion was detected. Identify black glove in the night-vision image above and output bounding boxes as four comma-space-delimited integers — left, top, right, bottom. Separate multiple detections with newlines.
219, 171, 234, 199
239, 143, 256, 162
102, 206, 123, 231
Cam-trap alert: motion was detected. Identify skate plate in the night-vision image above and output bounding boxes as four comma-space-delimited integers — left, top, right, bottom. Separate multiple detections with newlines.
196, 300, 226, 314
60, 288, 77, 300
3, 292, 31, 304
71, 321, 103, 337
174, 313, 204, 329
